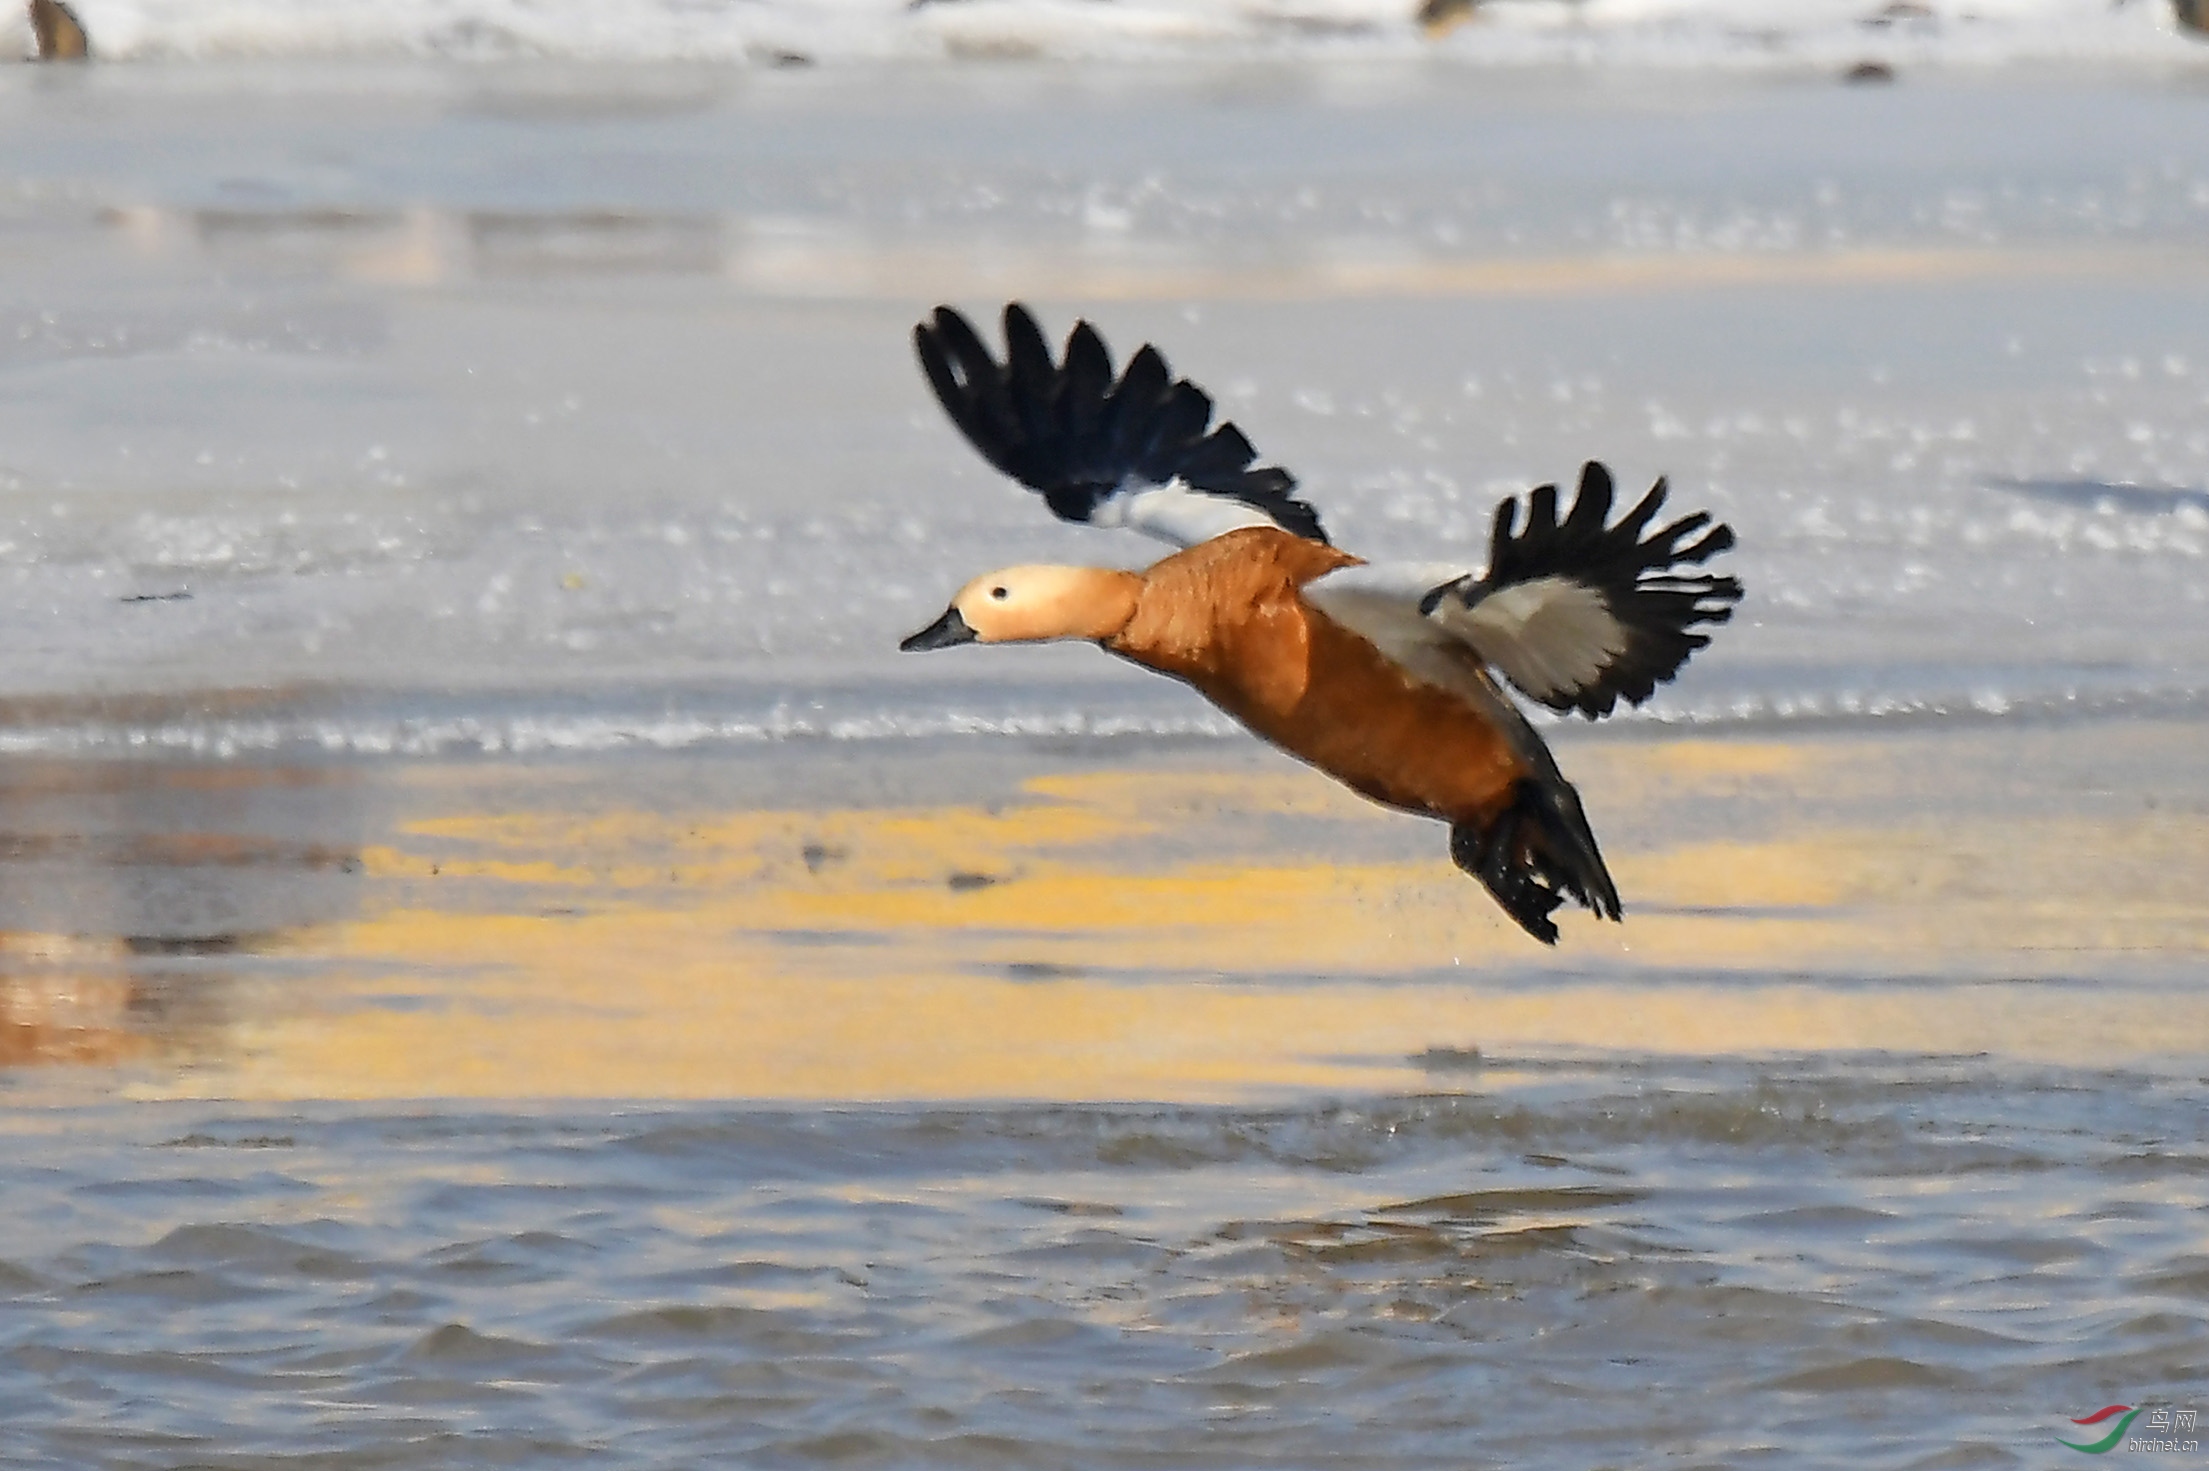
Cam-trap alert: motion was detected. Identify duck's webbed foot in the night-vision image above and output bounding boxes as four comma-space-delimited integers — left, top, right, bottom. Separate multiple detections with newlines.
1449, 779, 1621, 946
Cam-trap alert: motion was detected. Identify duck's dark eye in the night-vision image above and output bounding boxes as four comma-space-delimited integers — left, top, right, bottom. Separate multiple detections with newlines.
990, 586, 1009, 600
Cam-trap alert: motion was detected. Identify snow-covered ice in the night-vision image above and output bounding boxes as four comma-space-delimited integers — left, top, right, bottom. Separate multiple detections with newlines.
1, 58, 2204, 757
15, 0, 2208, 67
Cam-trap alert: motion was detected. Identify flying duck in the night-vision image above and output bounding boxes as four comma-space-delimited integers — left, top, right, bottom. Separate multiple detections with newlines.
901, 304, 1742, 944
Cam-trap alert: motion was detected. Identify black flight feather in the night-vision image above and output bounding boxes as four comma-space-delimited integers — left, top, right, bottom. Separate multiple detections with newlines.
1428, 461, 1743, 720
914, 303, 1328, 545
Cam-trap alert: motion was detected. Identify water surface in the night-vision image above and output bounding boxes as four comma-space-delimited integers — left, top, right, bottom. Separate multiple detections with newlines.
2, 723, 2207, 1466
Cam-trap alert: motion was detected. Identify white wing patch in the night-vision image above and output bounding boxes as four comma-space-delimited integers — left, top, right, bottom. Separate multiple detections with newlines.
1302, 562, 1479, 693
1088, 478, 1288, 548
1427, 575, 1628, 706
1301, 562, 1473, 659
1302, 560, 1555, 771
1307, 562, 1638, 725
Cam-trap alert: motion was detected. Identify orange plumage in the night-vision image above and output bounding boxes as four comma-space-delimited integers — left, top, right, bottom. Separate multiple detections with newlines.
1108, 528, 1526, 829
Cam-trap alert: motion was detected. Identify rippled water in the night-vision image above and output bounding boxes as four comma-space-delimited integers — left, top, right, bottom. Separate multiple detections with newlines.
4, 1057, 2207, 1467
1, 721, 2206, 1466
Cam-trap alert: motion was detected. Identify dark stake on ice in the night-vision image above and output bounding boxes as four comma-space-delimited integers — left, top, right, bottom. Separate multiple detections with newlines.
1416, 0, 1481, 37
2115, 0, 2205, 36
28, 0, 89, 59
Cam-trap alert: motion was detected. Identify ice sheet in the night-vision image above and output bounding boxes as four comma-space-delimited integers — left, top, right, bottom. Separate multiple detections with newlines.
1, 63, 2205, 757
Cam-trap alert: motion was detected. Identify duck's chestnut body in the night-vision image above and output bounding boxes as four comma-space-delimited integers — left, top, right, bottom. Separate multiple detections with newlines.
1108, 528, 1525, 830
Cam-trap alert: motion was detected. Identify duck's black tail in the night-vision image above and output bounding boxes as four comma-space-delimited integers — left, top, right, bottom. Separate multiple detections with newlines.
1449, 777, 1622, 945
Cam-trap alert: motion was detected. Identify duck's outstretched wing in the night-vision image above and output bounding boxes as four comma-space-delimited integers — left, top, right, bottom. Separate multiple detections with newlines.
1303, 462, 1740, 721
914, 302, 1328, 548
1421, 463, 1740, 717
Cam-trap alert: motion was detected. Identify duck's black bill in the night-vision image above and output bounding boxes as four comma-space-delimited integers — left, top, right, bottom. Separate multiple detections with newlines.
900, 607, 978, 652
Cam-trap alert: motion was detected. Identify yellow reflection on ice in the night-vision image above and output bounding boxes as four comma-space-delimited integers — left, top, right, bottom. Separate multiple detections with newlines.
126, 732, 2209, 1105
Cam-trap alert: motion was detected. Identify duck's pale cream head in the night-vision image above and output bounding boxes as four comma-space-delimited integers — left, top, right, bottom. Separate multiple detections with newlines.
901, 565, 1140, 651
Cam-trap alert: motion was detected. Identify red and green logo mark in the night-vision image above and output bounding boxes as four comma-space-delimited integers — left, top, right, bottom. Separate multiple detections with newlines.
2061, 1406, 2142, 1454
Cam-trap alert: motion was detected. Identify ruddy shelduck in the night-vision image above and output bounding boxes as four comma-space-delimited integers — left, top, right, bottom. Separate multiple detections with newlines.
902, 304, 1742, 944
